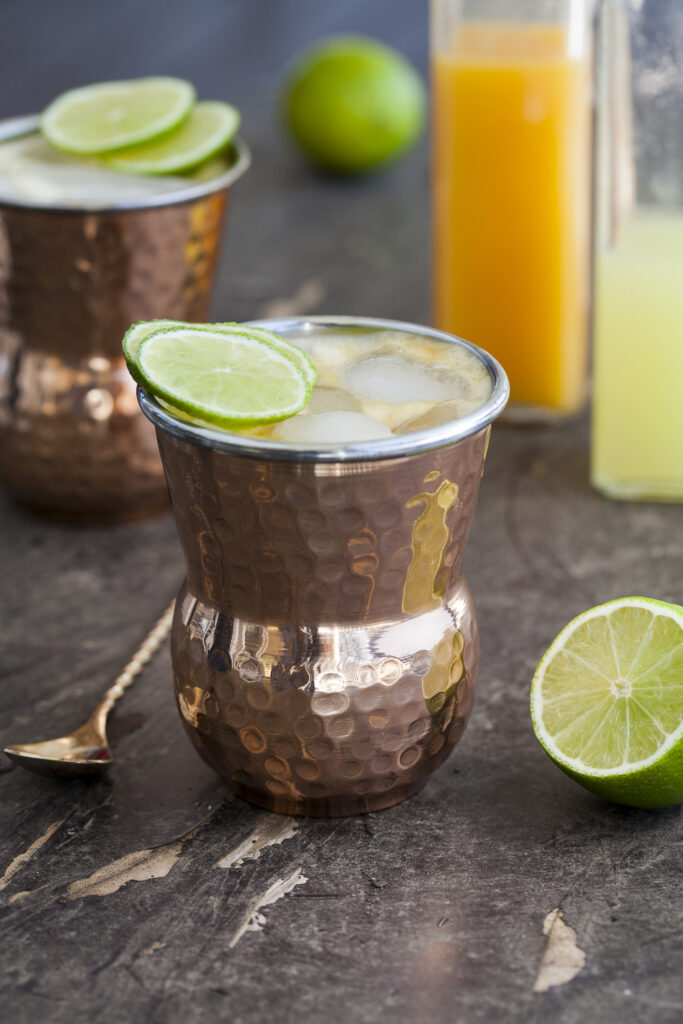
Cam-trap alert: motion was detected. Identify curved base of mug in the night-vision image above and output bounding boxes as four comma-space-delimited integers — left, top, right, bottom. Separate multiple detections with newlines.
173, 580, 480, 821
230, 776, 428, 818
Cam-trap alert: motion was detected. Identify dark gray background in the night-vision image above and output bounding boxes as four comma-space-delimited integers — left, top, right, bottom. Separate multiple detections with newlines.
1, 2, 681, 1023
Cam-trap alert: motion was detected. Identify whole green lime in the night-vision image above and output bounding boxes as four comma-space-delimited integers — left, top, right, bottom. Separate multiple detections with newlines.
283, 35, 426, 174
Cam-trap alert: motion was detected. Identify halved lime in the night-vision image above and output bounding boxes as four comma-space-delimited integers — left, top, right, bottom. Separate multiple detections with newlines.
41, 77, 196, 155
531, 597, 683, 808
123, 319, 316, 390
136, 326, 312, 427
105, 101, 240, 175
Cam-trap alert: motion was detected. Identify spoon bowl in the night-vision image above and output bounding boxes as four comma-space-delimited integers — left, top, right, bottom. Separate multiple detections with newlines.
3, 602, 174, 779
4, 719, 113, 778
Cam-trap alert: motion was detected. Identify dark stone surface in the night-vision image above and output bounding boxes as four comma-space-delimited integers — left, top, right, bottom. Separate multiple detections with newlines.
1, 2, 682, 1023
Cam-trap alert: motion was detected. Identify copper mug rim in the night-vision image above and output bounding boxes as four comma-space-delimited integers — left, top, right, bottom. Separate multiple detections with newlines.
0, 114, 251, 213
138, 315, 510, 464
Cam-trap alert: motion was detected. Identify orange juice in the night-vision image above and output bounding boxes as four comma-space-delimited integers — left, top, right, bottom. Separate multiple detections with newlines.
433, 23, 592, 418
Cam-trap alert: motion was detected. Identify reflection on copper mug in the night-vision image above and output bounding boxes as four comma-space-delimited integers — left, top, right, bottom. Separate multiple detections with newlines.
0, 115, 250, 522
140, 316, 509, 816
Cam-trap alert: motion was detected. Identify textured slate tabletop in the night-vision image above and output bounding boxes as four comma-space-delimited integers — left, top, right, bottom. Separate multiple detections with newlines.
1, 2, 681, 1023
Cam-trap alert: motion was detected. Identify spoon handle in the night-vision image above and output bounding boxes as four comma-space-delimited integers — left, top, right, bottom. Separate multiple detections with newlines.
98, 600, 176, 715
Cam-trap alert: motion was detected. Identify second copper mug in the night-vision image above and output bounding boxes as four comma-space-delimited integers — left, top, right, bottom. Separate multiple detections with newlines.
0, 115, 250, 522
140, 316, 509, 816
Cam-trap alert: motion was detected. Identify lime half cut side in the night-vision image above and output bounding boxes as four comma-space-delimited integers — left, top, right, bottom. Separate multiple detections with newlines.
105, 101, 240, 175
531, 597, 683, 808
136, 326, 312, 428
41, 77, 196, 155
123, 320, 316, 390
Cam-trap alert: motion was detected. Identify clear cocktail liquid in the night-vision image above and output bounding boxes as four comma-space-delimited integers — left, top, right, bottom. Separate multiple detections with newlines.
239, 326, 493, 445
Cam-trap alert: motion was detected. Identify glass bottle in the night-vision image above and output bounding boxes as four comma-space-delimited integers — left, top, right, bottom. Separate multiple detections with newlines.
591, 0, 683, 501
431, 0, 594, 422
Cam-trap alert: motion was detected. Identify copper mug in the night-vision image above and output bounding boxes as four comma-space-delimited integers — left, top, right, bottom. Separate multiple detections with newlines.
140, 316, 509, 816
0, 115, 250, 522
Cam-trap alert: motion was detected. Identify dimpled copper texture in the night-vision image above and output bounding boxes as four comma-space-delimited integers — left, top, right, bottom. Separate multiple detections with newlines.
141, 316, 509, 816
0, 117, 249, 522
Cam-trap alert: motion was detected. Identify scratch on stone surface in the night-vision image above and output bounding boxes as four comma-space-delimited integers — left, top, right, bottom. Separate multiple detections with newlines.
228, 866, 308, 948
141, 941, 166, 957
68, 841, 186, 899
214, 814, 298, 871
9, 890, 31, 903
0, 817, 66, 894
67, 815, 210, 900
533, 908, 587, 993
259, 278, 326, 318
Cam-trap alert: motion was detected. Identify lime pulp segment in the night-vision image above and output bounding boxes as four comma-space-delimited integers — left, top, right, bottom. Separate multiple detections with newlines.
40, 77, 196, 155
136, 327, 312, 427
212, 323, 317, 387
105, 101, 240, 175
531, 597, 683, 807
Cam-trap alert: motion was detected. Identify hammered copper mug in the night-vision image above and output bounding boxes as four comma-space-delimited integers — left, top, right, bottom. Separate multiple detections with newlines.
140, 316, 509, 816
0, 115, 250, 522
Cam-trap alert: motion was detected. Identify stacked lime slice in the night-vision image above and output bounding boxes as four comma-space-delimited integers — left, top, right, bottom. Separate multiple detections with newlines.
531, 597, 683, 808
41, 78, 240, 175
105, 102, 240, 175
123, 320, 316, 429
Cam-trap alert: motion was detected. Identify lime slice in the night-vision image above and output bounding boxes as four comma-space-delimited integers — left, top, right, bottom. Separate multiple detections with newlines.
531, 597, 683, 808
41, 77, 196, 155
136, 326, 312, 427
123, 319, 316, 390
105, 101, 240, 175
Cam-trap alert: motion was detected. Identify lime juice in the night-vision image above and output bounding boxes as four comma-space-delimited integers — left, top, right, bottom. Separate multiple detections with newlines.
592, 211, 683, 501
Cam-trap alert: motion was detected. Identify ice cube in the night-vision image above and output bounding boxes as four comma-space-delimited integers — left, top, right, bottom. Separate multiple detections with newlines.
305, 386, 361, 415
272, 411, 392, 444
344, 354, 468, 406
395, 398, 483, 435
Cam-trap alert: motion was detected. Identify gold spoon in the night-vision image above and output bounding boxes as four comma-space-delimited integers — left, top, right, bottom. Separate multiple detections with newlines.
3, 601, 175, 778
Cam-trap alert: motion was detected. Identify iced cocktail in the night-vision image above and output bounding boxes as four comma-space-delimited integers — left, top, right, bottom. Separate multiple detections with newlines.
138, 316, 508, 815
0, 117, 249, 520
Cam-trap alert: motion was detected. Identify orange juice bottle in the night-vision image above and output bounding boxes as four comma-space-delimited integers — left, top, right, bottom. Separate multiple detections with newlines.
431, 1, 593, 421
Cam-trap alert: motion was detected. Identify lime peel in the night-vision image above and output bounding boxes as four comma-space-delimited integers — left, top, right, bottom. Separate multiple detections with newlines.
530, 596, 683, 809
